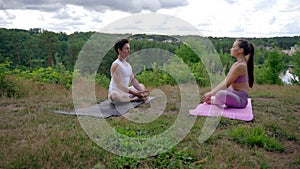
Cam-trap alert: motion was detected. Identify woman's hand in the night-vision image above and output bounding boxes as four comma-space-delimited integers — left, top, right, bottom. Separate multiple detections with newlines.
203, 92, 213, 104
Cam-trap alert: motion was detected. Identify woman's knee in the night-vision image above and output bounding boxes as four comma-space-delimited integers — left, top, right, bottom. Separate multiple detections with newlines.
212, 90, 227, 105
215, 90, 227, 98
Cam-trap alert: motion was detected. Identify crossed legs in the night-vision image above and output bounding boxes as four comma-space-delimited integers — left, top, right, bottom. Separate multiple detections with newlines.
213, 89, 248, 108
108, 84, 146, 103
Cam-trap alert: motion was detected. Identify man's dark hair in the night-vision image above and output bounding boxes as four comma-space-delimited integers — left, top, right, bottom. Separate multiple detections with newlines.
114, 39, 129, 54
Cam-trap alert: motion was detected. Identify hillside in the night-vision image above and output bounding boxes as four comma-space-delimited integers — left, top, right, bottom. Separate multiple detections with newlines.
0, 78, 299, 169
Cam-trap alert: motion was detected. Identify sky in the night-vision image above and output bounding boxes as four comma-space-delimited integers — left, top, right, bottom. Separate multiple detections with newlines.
0, 0, 299, 37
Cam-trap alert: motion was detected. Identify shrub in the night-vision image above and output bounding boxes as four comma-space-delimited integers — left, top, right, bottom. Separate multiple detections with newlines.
95, 74, 110, 88
228, 126, 285, 152
0, 61, 20, 98
136, 58, 200, 87
16, 67, 73, 89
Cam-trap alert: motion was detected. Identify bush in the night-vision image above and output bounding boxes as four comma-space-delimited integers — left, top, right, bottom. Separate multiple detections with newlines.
0, 62, 20, 98
136, 58, 201, 87
0, 76, 20, 98
228, 126, 285, 152
16, 67, 73, 89
95, 74, 110, 88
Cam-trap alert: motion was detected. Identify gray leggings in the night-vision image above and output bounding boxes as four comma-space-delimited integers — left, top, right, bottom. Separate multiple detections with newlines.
214, 87, 248, 108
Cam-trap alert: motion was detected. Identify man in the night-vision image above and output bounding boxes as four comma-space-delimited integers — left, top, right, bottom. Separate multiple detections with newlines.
108, 38, 148, 103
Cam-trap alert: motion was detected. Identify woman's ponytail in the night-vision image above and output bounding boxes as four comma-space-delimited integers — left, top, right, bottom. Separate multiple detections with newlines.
237, 39, 255, 88
247, 43, 254, 88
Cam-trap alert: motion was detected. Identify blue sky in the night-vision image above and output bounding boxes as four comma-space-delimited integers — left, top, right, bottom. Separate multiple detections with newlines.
0, 0, 299, 37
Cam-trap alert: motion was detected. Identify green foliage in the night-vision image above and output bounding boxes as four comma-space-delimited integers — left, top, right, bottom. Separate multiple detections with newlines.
136, 63, 174, 87
111, 156, 140, 169
255, 50, 284, 85
0, 61, 20, 97
0, 62, 110, 90
291, 50, 300, 84
210, 36, 300, 51
228, 126, 285, 152
0, 77, 20, 98
0, 28, 299, 87
175, 44, 200, 64
219, 51, 234, 74
136, 57, 201, 86
150, 149, 196, 168
254, 48, 268, 65
254, 65, 266, 85
191, 62, 210, 87
106, 131, 197, 168
15, 67, 73, 89
95, 74, 110, 88
9, 65, 74, 89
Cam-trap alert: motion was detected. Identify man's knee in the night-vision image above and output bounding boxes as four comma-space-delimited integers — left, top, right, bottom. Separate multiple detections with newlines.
109, 91, 131, 103
139, 83, 145, 90
109, 91, 118, 100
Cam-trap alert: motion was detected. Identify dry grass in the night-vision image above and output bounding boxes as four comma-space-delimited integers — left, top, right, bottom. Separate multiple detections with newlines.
0, 79, 299, 168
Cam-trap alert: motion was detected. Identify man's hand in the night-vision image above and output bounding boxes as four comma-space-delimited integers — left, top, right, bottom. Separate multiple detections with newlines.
135, 90, 149, 98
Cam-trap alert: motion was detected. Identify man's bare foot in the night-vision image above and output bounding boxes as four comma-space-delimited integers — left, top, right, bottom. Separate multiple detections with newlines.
130, 96, 148, 102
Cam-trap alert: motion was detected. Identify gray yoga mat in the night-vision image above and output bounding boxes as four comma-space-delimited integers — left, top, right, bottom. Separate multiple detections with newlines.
53, 97, 155, 118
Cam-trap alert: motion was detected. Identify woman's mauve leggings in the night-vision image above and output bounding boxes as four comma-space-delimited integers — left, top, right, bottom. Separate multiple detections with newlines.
214, 87, 248, 108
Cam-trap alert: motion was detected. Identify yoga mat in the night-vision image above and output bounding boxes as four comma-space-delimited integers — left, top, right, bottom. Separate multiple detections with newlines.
52, 97, 155, 118
189, 98, 253, 121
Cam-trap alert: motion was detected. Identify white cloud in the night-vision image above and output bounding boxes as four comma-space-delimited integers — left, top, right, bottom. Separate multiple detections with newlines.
0, 0, 188, 13
0, 0, 299, 37
100, 13, 201, 35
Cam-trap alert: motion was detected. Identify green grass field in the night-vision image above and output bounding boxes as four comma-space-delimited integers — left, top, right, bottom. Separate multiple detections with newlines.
1, 78, 299, 169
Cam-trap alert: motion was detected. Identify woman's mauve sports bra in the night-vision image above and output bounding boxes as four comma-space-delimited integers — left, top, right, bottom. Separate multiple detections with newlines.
232, 60, 248, 84
234, 73, 248, 83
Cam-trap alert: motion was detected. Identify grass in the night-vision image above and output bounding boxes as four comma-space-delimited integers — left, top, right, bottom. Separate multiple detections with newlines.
0, 78, 299, 168
227, 126, 285, 152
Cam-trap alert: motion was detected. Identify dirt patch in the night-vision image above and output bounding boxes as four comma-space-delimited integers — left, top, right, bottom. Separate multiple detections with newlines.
0, 104, 26, 112
165, 110, 179, 115
264, 140, 300, 169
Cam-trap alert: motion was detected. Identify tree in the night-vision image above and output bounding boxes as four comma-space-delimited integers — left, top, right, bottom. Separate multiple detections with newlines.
175, 43, 200, 64
261, 50, 283, 84
39, 31, 59, 67
291, 50, 300, 84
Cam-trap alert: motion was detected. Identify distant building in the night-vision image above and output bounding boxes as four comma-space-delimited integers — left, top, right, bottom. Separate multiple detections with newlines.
265, 46, 274, 51
281, 46, 297, 56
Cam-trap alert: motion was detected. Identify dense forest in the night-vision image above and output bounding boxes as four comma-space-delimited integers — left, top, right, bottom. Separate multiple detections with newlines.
0, 28, 300, 97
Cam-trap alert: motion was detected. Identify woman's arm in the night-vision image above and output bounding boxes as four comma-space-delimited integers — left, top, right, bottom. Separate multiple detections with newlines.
203, 79, 226, 103
203, 63, 246, 103
210, 79, 227, 95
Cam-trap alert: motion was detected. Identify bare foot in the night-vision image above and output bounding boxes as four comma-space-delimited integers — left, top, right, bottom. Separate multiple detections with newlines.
130, 96, 148, 102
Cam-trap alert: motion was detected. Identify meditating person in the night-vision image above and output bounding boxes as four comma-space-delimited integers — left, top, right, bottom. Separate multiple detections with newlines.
203, 39, 255, 108
108, 38, 148, 103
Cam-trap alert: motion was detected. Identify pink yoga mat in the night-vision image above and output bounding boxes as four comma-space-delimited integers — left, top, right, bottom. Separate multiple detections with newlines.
189, 98, 253, 121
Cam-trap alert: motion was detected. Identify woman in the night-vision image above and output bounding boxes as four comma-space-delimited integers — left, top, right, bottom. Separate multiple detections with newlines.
203, 39, 255, 108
